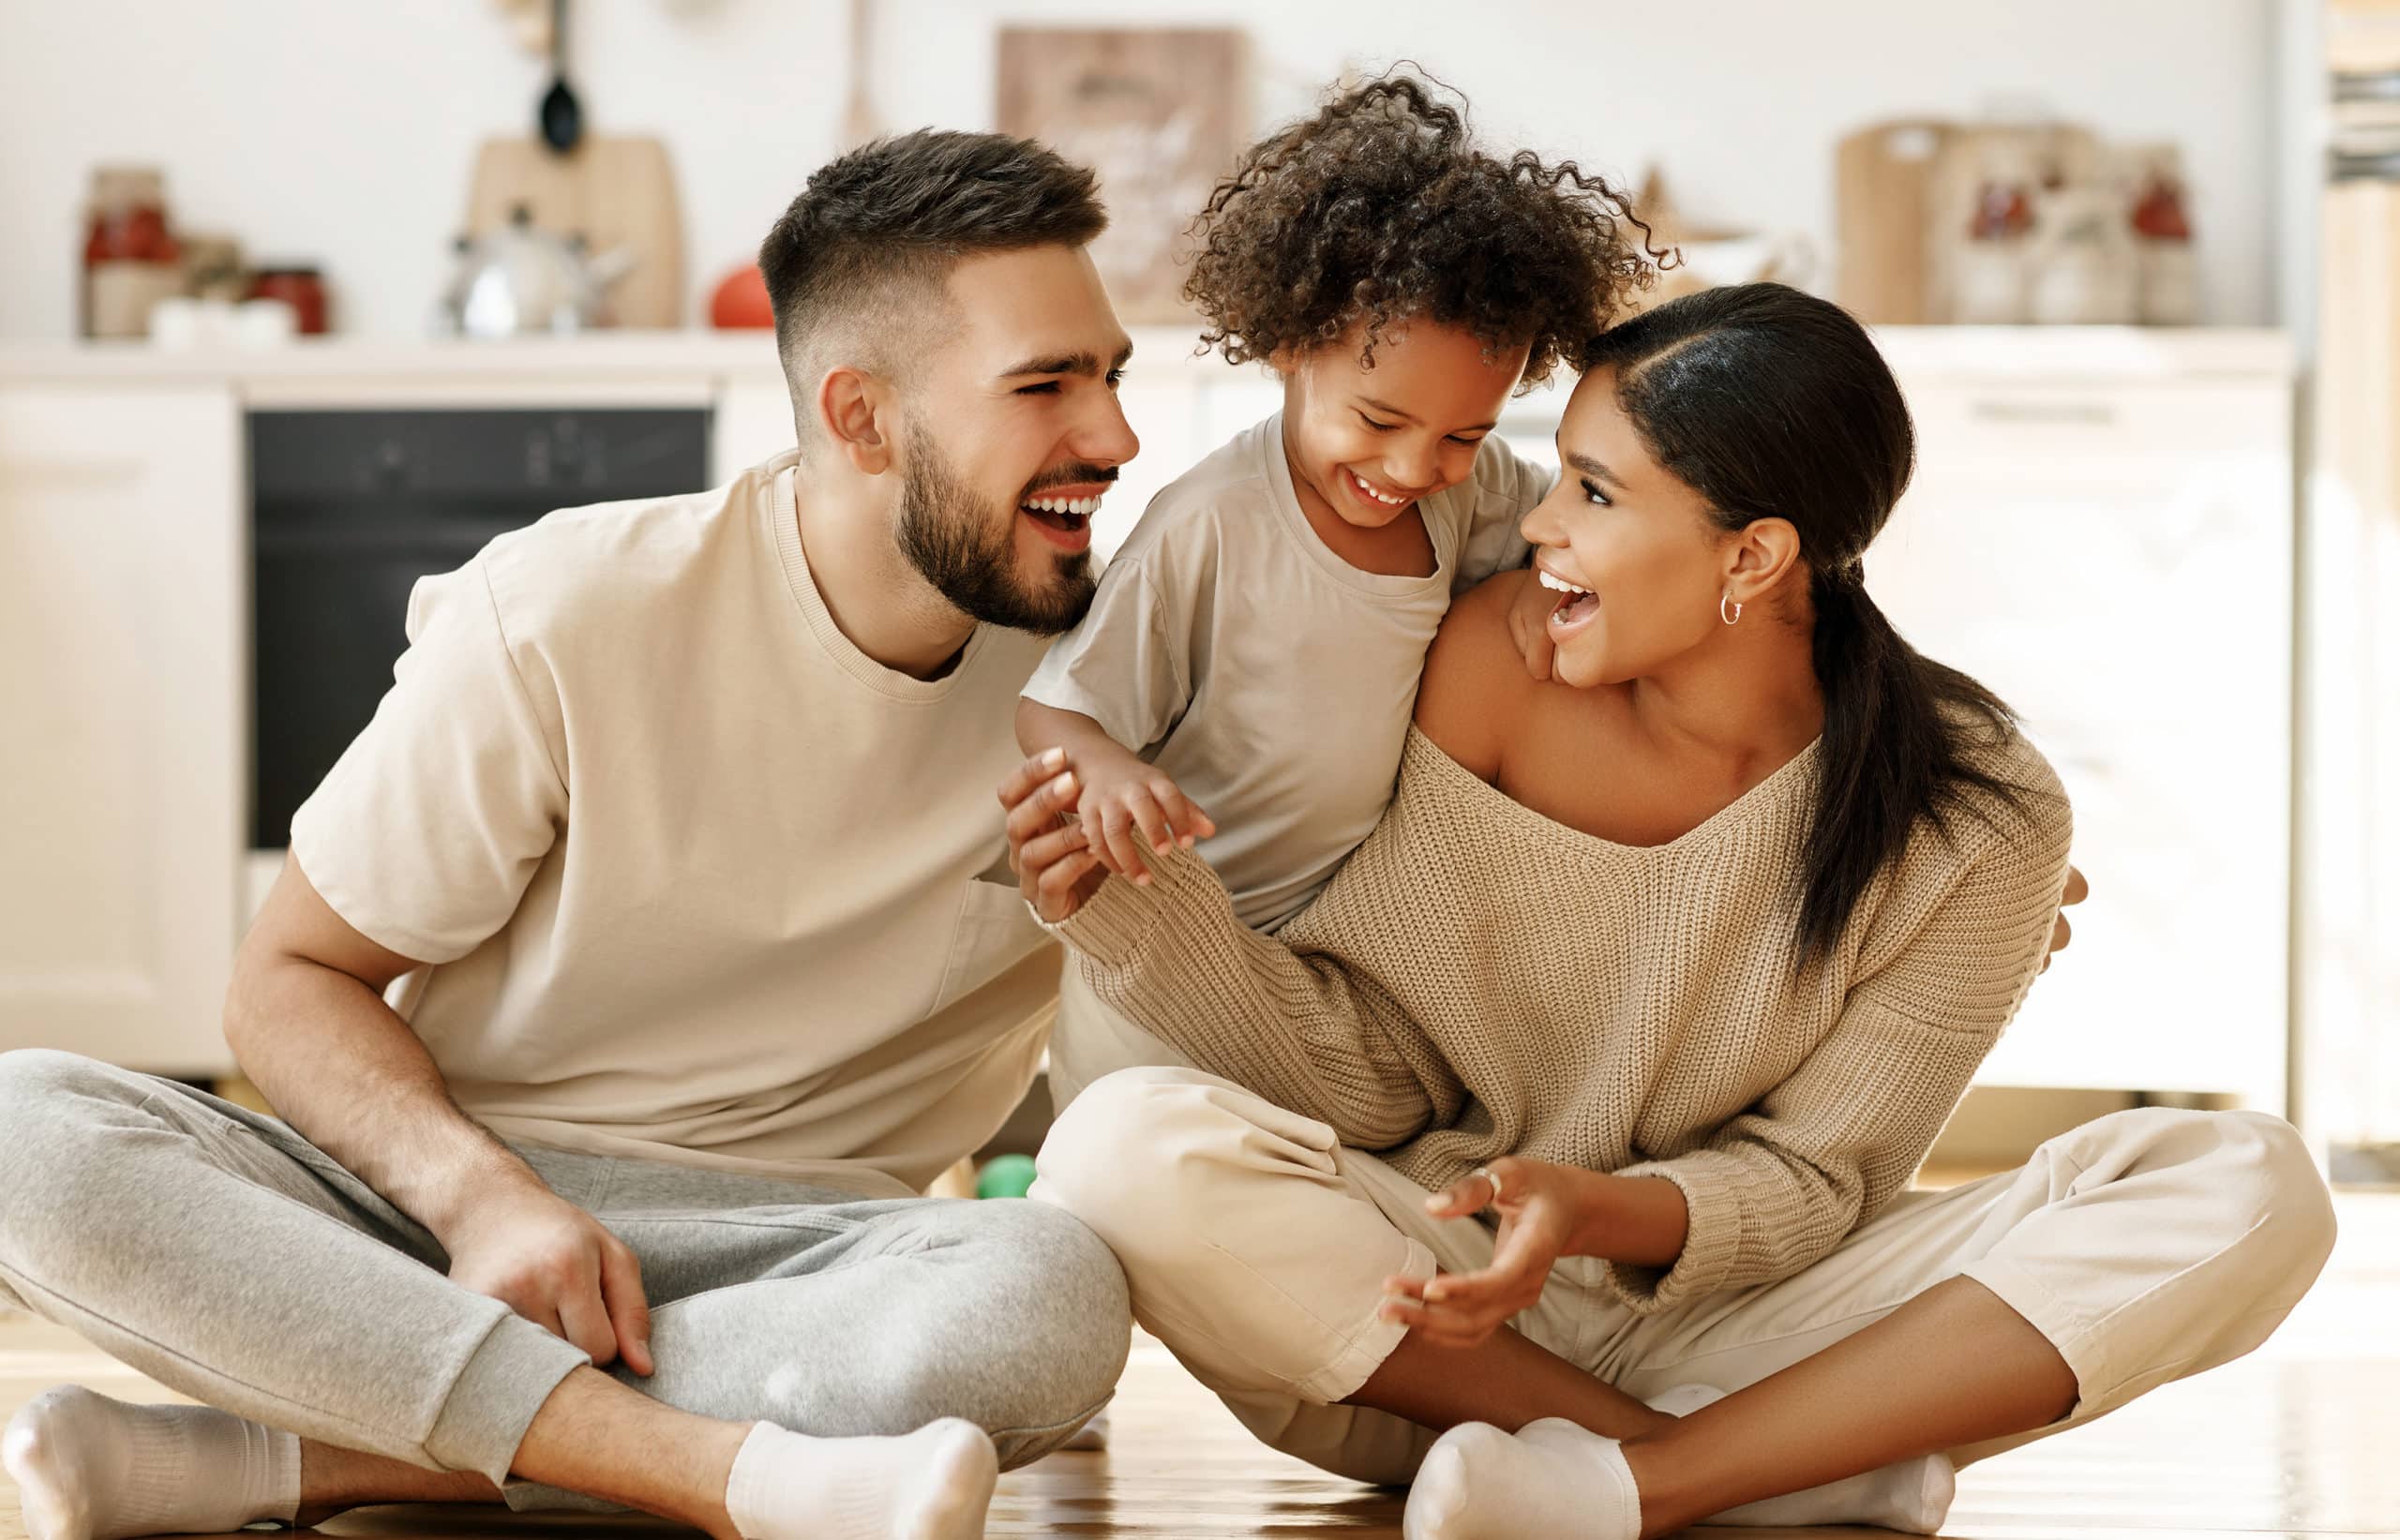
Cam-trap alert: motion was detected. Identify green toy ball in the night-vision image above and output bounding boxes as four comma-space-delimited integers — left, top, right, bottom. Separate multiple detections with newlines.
975, 1153, 1040, 1200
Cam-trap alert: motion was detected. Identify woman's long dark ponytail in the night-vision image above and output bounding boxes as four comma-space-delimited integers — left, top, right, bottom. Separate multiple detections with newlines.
1584, 284, 2032, 965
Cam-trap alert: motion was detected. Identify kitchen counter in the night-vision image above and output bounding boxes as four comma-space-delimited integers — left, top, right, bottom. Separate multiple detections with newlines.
0, 324, 2295, 386
0, 329, 787, 383
0, 325, 1246, 386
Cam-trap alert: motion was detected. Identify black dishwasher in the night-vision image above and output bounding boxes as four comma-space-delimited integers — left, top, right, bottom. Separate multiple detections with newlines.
249, 409, 711, 849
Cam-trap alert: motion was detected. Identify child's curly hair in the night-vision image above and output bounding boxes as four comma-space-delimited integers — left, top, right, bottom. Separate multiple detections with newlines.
1183, 69, 1657, 388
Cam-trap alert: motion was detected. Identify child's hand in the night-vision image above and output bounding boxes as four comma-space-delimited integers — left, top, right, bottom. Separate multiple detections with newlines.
1508, 576, 1559, 681
1073, 746, 1216, 887
1377, 1158, 1578, 1348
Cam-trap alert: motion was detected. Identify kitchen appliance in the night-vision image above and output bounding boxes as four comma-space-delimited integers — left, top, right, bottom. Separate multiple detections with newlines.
464, 135, 683, 329
248, 408, 711, 849
438, 204, 633, 336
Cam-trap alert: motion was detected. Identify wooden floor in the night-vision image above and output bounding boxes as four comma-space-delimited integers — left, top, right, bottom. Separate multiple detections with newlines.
5, 1191, 2396, 1539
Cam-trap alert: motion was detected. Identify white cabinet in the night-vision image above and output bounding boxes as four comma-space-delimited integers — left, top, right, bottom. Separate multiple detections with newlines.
0, 386, 242, 1074
1869, 364, 2294, 1108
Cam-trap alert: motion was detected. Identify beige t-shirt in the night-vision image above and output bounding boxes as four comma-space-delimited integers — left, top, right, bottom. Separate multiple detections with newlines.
290, 452, 1057, 1197
1022, 414, 1550, 932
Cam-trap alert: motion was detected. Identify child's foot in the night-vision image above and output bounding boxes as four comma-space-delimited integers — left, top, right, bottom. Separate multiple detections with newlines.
1, 1384, 300, 1540
1403, 1419, 1639, 1540
725, 1418, 998, 1540
1648, 1383, 1956, 1531
1059, 1407, 1109, 1451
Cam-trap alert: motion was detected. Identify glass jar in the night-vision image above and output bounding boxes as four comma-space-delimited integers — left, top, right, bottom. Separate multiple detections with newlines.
82, 166, 182, 339
249, 266, 330, 335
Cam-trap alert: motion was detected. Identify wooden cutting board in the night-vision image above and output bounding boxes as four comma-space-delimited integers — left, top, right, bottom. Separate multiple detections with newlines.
465, 135, 684, 329
1834, 120, 1953, 323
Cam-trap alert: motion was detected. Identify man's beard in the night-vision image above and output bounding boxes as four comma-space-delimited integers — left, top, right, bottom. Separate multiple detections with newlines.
893, 431, 1099, 635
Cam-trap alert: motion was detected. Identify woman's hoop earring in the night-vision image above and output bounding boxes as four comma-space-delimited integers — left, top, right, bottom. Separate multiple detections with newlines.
1720, 593, 1743, 626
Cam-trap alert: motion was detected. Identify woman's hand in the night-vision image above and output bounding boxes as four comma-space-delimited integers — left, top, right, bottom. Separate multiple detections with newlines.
1378, 1157, 1580, 1349
998, 748, 1108, 923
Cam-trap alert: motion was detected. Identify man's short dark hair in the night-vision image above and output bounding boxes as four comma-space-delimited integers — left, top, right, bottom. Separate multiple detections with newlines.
759, 129, 1108, 440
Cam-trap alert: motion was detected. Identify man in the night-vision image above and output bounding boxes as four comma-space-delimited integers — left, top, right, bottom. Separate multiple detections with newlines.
0, 128, 1139, 1540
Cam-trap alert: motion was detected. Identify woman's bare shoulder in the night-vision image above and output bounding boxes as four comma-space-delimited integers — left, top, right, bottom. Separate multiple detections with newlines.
1416, 570, 1538, 781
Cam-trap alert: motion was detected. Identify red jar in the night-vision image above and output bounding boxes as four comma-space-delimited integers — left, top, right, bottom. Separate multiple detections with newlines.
82, 166, 181, 339
249, 266, 330, 335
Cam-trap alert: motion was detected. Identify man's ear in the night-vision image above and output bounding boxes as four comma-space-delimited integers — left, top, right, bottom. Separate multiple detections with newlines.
817, 365, 894, 475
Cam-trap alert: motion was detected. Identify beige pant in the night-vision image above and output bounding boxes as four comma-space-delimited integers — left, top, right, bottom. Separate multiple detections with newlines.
1032, 1066, 2337, 1486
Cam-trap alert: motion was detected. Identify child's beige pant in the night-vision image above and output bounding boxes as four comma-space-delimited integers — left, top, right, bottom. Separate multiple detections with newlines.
1033, 1065, 2336, 1486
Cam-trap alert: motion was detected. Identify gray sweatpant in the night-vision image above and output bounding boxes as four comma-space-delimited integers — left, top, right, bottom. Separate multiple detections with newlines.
0, 1049, 1132, 1502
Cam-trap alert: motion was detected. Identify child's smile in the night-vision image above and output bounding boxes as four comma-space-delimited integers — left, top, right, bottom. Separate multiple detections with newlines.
1276, 319, 1531, 555
1341, 466, 1429, 521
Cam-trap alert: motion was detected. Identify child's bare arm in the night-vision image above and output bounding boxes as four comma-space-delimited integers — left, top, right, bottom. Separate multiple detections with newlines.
1016, 698, 1216, 885
1017, 696, 1122, 765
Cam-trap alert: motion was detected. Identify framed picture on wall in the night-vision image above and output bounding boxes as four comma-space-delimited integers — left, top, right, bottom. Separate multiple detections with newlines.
996, 27, 1247, 324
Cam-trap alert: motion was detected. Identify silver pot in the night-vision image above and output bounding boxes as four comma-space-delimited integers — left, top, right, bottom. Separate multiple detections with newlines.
437, 204, 635, 337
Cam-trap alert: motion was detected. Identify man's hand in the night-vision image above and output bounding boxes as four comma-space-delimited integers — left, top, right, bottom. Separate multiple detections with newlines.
1000, 750, 1108, 923
1376, 1157, 1578, 1349
1506, 573, 1559, 682
438, 1177, 654, 1376
1062, 739, 1215, 886
2043, 864, 2089, 973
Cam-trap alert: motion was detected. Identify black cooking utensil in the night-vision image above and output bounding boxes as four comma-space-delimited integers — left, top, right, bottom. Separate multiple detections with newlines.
538, 0, 582, 154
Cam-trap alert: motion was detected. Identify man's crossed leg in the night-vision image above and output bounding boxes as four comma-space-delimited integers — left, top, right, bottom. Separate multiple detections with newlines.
0, 1051, 1130, 1540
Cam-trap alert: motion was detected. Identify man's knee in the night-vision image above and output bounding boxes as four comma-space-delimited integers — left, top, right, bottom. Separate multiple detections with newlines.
0, 1046, 126, 1112
0, 1050, 147, 1219
855, 1197, 1130, 1453
968, 1198, 1132, 1413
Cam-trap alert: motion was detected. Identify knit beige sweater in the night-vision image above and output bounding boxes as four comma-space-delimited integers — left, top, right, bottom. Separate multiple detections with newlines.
1059, 725, 2072, 1314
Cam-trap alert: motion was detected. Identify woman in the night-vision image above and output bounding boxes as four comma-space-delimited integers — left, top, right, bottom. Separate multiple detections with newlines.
1001, 284, 2334, 1539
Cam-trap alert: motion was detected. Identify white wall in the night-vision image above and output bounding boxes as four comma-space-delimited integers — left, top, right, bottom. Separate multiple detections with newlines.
0, 0, 2278, 339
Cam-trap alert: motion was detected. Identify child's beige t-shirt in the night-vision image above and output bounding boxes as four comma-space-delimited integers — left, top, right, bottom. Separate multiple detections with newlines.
290, 452, 1057, 1196
1021, 414, 1552, 934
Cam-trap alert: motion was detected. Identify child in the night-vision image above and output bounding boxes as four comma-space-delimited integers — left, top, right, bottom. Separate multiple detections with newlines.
1019, 73, 1654, 1101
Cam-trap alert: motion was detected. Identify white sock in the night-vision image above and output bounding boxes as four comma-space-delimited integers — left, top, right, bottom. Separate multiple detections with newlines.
1647, 1383, 1956, 1532
1, 1384, 301, 1540
724, 1419, 998, 1540
1403, 1419, 1640, 1540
